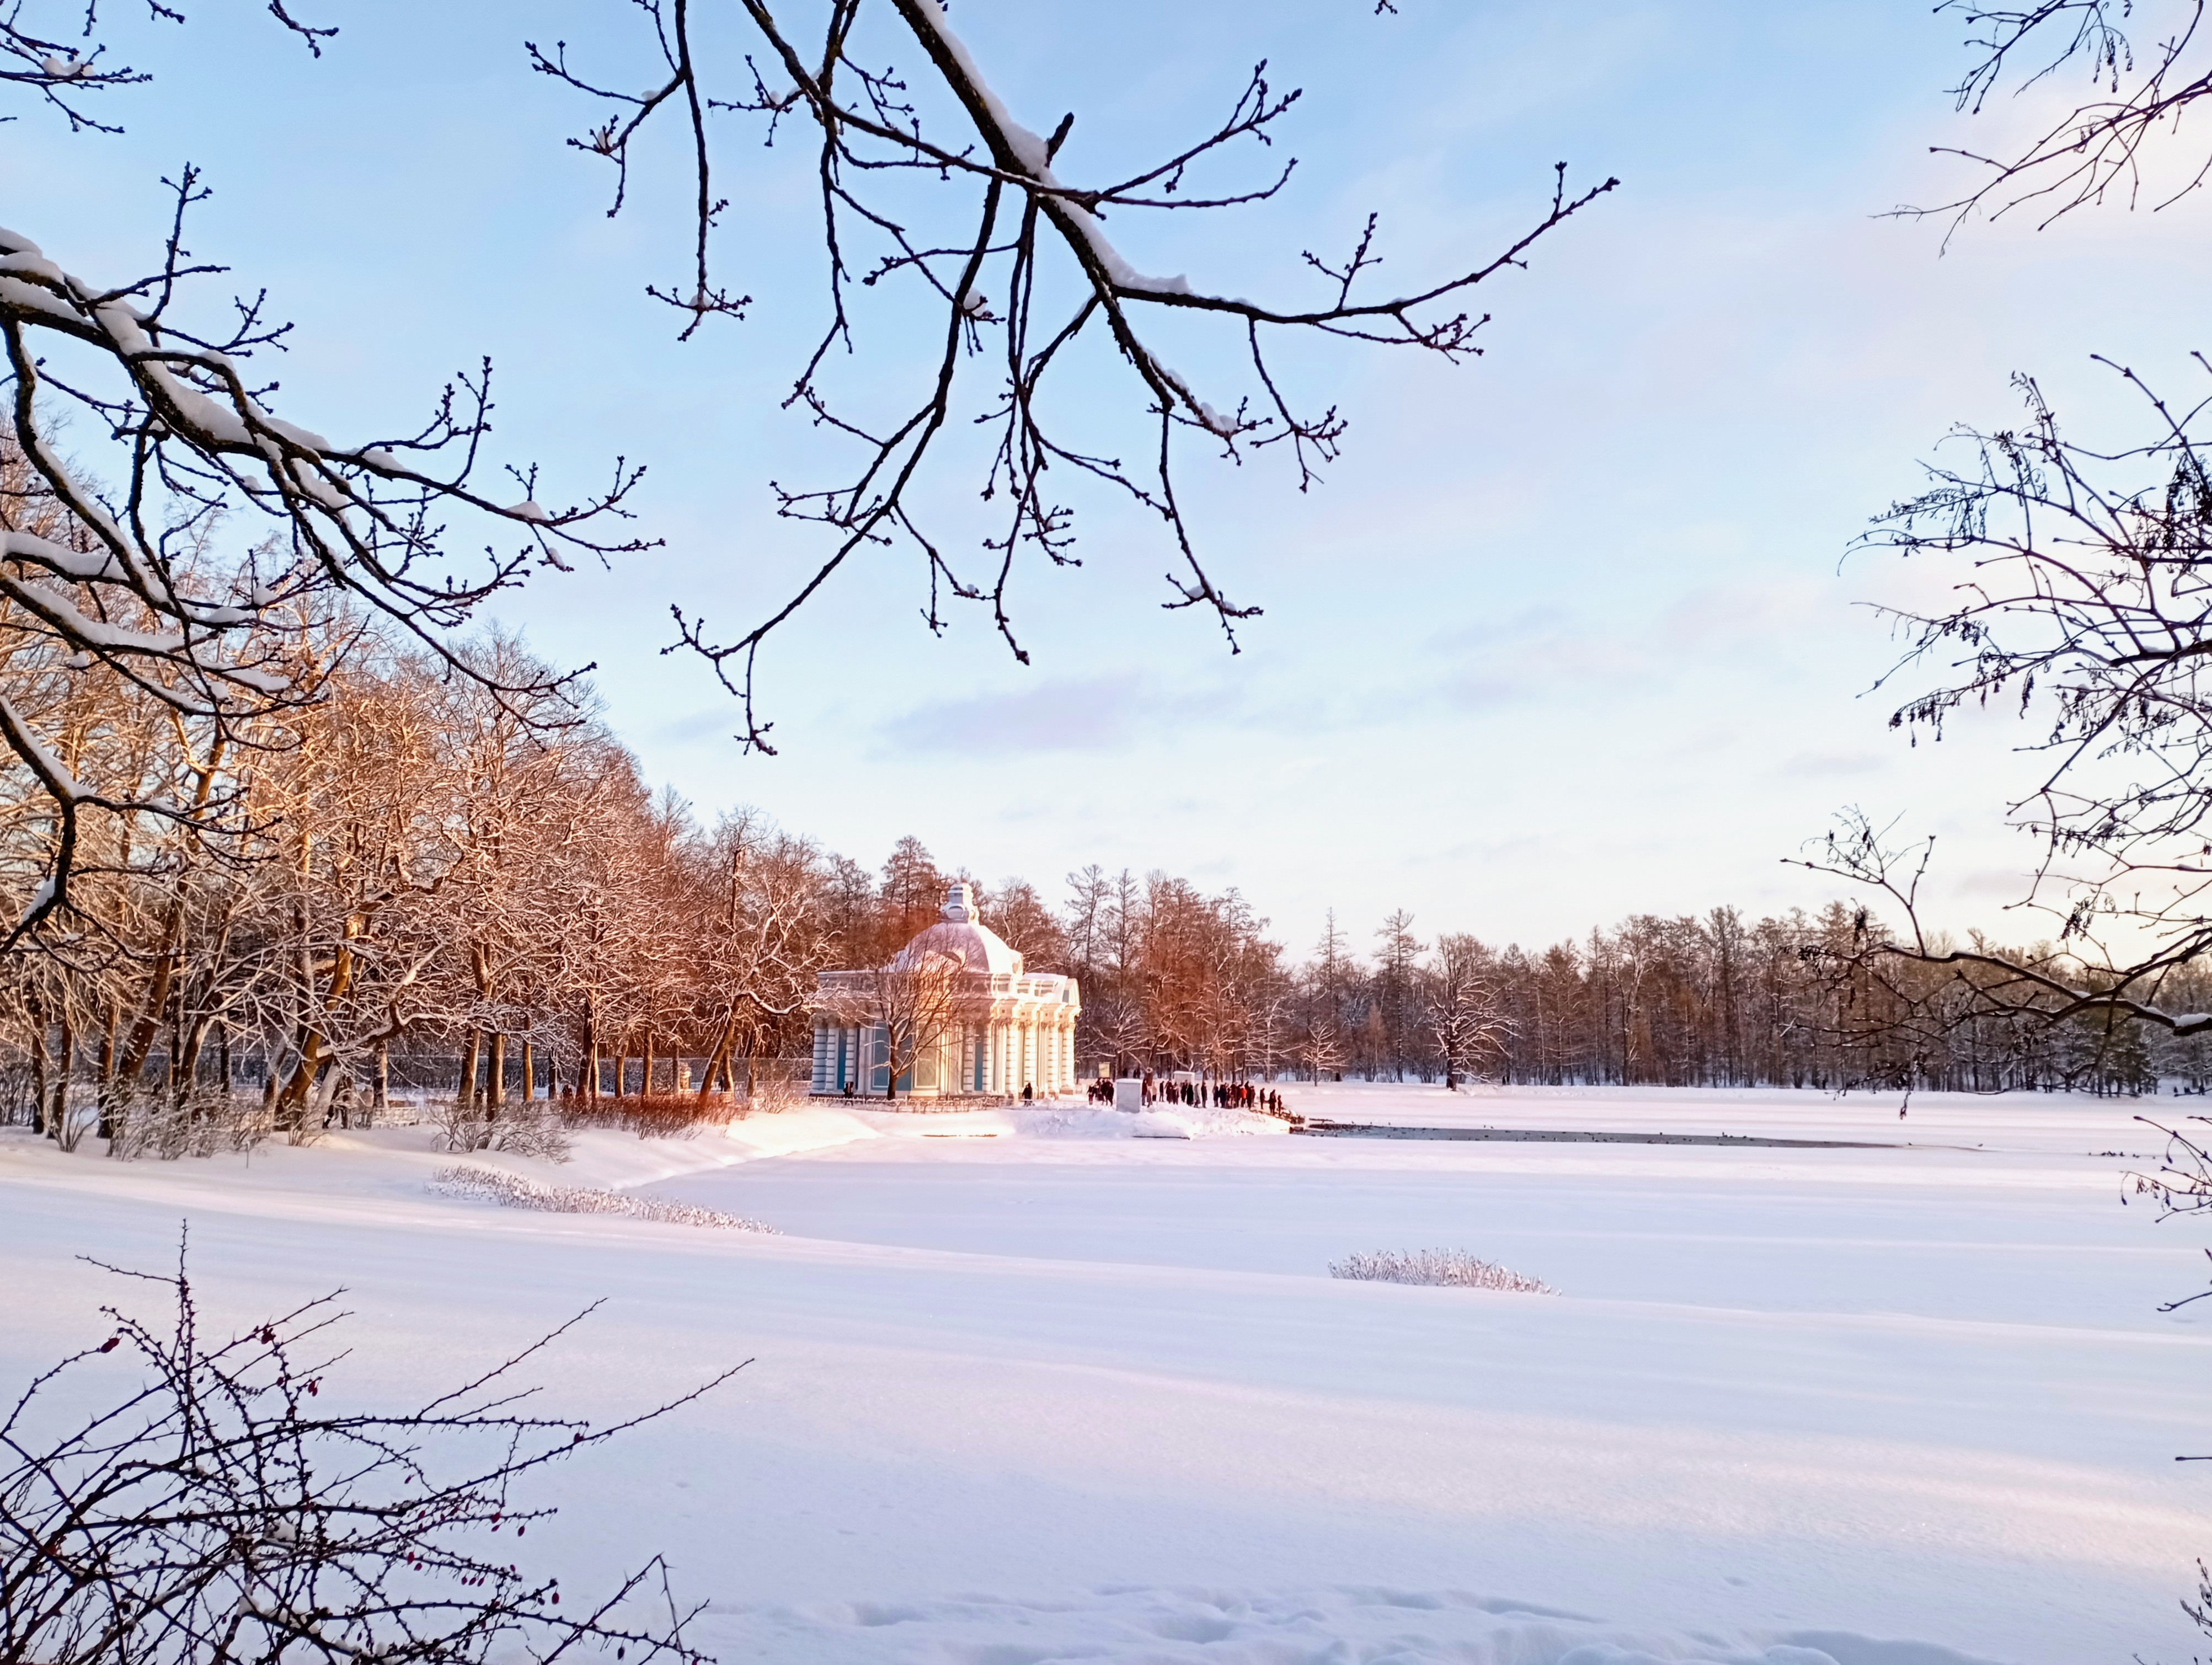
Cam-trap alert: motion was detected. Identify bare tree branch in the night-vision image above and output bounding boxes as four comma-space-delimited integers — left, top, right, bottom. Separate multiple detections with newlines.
1908, 1, 2212, 237
535, 0, 1616, 750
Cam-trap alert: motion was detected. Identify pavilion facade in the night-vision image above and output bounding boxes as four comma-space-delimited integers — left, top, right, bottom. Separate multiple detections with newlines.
810, 881, 1081, 1100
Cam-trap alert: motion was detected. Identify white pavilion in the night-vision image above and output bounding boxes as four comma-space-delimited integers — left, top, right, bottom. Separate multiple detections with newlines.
810, 880, 1081, 1100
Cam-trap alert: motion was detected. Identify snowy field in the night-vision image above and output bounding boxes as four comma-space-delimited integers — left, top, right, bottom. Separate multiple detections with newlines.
3, 1081, 2209, 1664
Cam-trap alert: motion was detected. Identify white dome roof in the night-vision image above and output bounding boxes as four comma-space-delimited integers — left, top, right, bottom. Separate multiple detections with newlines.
891, 881, 1024, 976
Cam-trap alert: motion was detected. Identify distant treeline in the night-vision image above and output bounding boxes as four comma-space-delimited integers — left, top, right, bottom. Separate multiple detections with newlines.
1, 606, 2192, 1155
1044, 886, 2210, 1099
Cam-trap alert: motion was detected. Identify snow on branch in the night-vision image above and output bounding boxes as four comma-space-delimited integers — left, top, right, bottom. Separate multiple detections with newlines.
533, 0, 1616, 751
0, 2, 336, 133
0, 169, 654, 945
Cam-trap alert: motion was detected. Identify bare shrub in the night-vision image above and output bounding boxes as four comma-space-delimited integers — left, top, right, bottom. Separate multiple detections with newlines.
558, 1091, 741, 1140
742, 1063, 806, 1117
106, 1093, 274, 1161
0, 1241, 740, 1665
432, 1097, 574, 1162
40, 1084, 101, 1154
487, 1098, 575, 1162
1329, 1249, 1554, 1294
433, 1165, 777, 1234
430, 1096, 495, 1155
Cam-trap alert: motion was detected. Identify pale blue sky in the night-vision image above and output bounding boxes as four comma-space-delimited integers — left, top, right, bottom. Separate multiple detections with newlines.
7, 1, 2203, 959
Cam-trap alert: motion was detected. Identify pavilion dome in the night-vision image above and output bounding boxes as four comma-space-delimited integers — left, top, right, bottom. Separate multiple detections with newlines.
891, 881, 1024, 976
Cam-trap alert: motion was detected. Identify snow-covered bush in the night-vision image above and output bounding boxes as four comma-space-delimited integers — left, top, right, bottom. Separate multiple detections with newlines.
433, 1164, 776, 1233
1329, 1249, 1554, 1294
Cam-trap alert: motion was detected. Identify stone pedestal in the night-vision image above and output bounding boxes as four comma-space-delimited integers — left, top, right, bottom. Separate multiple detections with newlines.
1113, 1078, 1144, 1113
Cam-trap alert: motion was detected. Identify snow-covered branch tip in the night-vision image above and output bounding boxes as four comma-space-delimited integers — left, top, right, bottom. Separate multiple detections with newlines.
0, 3, 335, 132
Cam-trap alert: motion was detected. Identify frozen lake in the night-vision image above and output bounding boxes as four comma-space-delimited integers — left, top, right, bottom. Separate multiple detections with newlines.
2, 1082, 2206, 1663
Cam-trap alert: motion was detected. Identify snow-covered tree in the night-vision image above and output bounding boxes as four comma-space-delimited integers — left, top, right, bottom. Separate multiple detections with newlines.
1425, 932, 1513, 1091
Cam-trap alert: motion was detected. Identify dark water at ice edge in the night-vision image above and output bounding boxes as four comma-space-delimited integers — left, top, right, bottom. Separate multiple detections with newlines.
1291, 1120, 1927, 1150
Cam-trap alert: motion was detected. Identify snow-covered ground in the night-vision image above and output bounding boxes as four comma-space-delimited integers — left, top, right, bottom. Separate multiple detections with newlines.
2, 1082, 2208, 1664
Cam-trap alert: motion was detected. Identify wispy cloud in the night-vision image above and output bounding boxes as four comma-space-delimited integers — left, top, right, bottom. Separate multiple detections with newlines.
1777, 749, 1887, 778
874, 675, 1196, 758
653, 709, 742, 746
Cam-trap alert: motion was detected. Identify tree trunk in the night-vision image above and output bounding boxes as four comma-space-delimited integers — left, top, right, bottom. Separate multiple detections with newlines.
612, 1040, 627, 1099
457, 1030, 482, 1113
177, 1016, 213, 1120
51, 1016, 74, 1144
29, 1002, 47, 1138
111, 903, 183, 1113
699, 1014, 738, 1103
165, 995, 183, 1106
218, 1025, 233, 1100
275, 918, 368, 1123
97, 998, 117, 1091
488, 1032, 506, 1114
375, 1042, 389, 1118
520, 1038, 534, 1104
642, 1032, 656, 1099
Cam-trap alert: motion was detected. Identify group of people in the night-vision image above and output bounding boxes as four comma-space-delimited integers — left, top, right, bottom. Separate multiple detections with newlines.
1082, 1074, 1289, 1117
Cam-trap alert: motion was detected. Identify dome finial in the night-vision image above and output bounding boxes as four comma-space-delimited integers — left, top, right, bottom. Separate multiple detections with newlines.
943, 880, 975, 924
